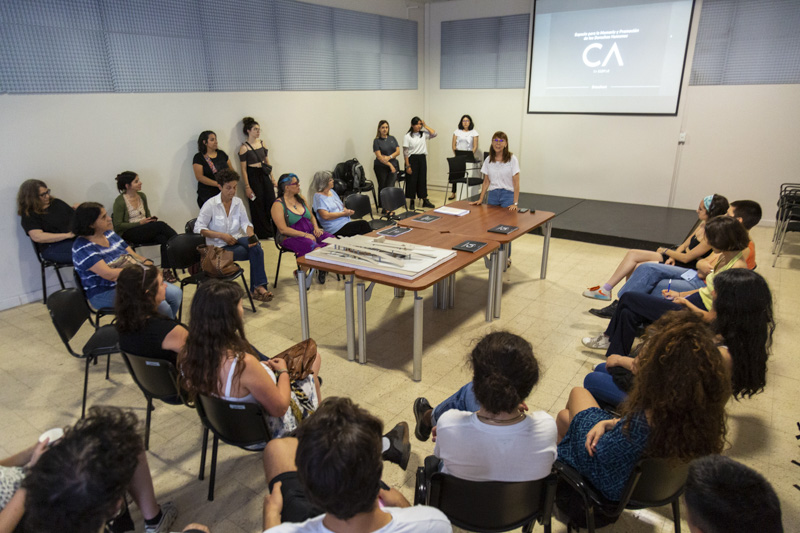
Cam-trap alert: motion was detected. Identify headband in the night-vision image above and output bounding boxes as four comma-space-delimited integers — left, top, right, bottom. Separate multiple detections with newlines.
278, 173, 298, 185
703, 195, 714, 212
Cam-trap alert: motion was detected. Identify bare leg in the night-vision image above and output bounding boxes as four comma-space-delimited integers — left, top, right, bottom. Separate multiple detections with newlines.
312, 350, 322, 400
263, 437, 299, 484
605, 250, 663, 288
557, 387, 601, 442
128, 451, 159, 520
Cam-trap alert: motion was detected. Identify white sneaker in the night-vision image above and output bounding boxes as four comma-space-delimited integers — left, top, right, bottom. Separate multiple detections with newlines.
583, 286, 612, 301
144, 502, 177, 533
582, 335, 610, 350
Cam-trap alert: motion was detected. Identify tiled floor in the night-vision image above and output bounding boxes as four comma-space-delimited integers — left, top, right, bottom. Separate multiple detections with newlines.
1, 225, 797, 532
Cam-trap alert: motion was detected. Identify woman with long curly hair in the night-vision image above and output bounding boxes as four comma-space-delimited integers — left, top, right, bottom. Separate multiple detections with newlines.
557, 311, 730, 501
178, 280, 322, 439
585, 269, 774, 406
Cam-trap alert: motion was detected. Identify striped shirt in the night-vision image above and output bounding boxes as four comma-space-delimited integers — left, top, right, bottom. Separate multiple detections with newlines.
72, 231, 127, 299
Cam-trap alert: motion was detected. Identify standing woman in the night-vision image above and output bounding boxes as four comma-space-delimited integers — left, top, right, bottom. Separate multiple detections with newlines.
403, 117, 437, 210
239, 116, 275, 239
193, 130, 235, 208
450, 114, 479, 200
470, 131, 520, 212
111, 171, 178, 281
372, 120, 400, 213
17, 179, 75, 264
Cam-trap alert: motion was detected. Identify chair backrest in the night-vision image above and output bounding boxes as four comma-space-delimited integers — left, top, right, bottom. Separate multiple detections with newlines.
196, 394, 271, 448
345, 193, 372, 220
166, 233, 205, 270
627, 458, 689, 507
447, 156, 468, 182
427, 472, 555, 532
29, 239, 46, 265
121, 351, 183, 401
185, 218, 198, 234
46, 288, 91, 347
380, 187, 407, 213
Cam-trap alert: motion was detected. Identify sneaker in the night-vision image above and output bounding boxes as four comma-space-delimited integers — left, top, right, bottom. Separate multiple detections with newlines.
421, 199, 435, 209
582, 335, 610, 350
144, 502, 177, 533
589, 300, 618, 319
382, 422, 411, 470
583, 285, 612, 301
413, 397, 433, 441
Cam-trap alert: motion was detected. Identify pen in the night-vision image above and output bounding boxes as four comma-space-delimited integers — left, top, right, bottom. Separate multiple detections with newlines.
667, 279, 671, 293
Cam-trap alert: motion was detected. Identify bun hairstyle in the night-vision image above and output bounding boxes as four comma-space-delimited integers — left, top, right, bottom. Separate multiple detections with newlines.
115, 171, 137, 193
705, 194, 729, 218
470, 331, 539, 414
242, 116, 259, 136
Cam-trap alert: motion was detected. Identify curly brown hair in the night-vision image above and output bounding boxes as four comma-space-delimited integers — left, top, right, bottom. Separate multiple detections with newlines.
620, 310, 730, 461
470, 331, 539, 413
114, 264, 161, 333
178, 280, 250, 398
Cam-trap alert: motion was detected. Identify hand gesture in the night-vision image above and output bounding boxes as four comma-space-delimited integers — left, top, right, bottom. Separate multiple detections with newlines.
469, 200, 481, 206
223, 234, 237, 246
585, 419, 616, 456
267, 357, 288, 373
431, 425, 438, 443
657, 247, 667, 254
661, 289, 679, 300
28, 440, 49, 467
313, 227, 324, 238
388, 163, 396, 173
263, 481, 284, 524
507, 204, 518, 212
344, 209, 354, 216
606, 354, 624, 368
665, 258, 676, 266
673, 296, 690, 308
406, 166, 412, 175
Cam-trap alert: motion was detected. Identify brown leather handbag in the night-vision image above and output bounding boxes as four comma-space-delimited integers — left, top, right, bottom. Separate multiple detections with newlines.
273, 339, 318, 381
197, 245, 239, 277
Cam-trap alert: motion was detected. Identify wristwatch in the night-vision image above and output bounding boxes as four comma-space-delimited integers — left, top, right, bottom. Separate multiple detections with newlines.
513, 202, 519, 206
274, 369, 288, 379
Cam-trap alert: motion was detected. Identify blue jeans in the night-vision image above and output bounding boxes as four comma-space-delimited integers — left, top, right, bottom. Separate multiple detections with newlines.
89, 283, 182, 319
40, 239, 74, 264
618, 262, 706, 297
583, 363, 628, 407
224, 238, 268, 292
487, 188, 514, 208
432, 382, 481, 426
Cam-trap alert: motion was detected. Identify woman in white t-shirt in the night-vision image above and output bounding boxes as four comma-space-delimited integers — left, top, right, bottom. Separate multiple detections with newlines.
402, 116, 437, 210
470, 131, 520, 212
450, 114, 479, 200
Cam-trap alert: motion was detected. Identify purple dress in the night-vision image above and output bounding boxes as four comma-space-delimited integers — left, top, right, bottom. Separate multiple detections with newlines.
274, 199, 334, 257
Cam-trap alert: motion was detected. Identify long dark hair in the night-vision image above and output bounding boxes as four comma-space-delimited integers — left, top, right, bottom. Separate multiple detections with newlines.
277, 173, 306, 206
17, 179, 49, 216
457, 114, 474, 131
197, 130, 215, 154
115, 265, 160, 333
178, 280, 250, 397
407, 116, 422, 135
712, 269, 774, 399
470, 331, 539, 414
704, 215, 749, 252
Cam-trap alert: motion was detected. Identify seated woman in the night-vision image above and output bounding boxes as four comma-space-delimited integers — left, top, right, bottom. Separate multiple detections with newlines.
585, 270, 774, 407
195, 168, 273, 302
310, 170, 371, 237
111, 171, 178, 281
178, 280, 322, 440
72, 202, 181, 318
582, 215, 750, 354
558, 312, 730, 502
412, 331, 557, 482
583, 194, 728, 301
115, 264, 187, 367
271, 173, 335, 266
17, 179, 75, 264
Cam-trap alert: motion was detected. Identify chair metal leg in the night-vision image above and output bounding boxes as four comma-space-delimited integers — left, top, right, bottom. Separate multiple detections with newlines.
105, 353, 111, 379
274, 252, 282, 288
672, 498, 681, 533
82, 357, 91, 419
208, 435, 219, 501
41, 265, 48, 304
241, 275, 256, 312
586, 505, 596, 533
144, 397, 153, 450
55, 266, 66, 289
199, 427, 208, 480
371, 188, 378, 209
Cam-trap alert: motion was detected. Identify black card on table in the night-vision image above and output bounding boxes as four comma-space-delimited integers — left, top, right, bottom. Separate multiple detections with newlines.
415, 214, 440, 223
452, 240, 487, 252
377, 226, 412, 237
488, 224, 518, 234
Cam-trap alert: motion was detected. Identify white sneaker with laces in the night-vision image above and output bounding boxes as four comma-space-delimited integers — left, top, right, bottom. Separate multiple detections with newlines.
144, 502, 177, 533
582, 335, 610, 350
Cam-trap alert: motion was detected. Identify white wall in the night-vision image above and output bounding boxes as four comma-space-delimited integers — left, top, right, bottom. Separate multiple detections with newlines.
0, 0, 423, 309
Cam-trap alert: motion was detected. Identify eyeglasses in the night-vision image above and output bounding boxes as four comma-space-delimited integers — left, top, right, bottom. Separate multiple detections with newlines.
492, 139, 505, 143
289, 181, 300, 186
39, 189, 51, 198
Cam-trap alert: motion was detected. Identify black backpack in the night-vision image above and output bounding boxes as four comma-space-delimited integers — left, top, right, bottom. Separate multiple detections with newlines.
332, 158, 366, 191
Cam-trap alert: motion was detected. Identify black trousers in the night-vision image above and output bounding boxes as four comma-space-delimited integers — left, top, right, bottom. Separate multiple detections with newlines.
121, 221, 178, 268
406, 154, 428, 200
246, 166, 275, 239
334, 220, 372, 237
373, 159, 398, 206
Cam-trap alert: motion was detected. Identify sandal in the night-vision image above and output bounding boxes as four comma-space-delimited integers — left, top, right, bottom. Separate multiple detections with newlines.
162, 269, 179, 283
251, 289, 274, 302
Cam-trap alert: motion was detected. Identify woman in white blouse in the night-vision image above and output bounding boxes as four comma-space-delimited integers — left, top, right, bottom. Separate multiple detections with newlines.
194, 169, 273, 302
450, 114, 479, 200
403, 116, 437, 210
470, 131, 520, 212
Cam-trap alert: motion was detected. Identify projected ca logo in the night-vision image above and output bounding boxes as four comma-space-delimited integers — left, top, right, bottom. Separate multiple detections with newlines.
582, 42, 623, 68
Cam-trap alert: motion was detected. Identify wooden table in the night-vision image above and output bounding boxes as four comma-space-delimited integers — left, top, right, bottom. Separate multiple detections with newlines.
297, 227, 500, 380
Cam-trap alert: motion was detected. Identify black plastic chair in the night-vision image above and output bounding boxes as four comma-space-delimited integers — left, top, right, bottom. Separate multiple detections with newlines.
446, 156, 483, 204
270, 219, 297, 288
46, 289, 120, 418
185, 218, 197, 234
554, 458, 689, 533
29, 239, 70, 304
72, 270, 115, 328
165, 233, 255, 320
345, 193, 391, 230
415, 456, 556, 533
195, 394, 271, 501
379, 187, 416, 221
120, 350, 188, 450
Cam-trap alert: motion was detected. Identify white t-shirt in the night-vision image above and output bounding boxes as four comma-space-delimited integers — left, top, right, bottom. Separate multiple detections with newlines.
265, 506, 451, 533
434, 410, 557, 482
403, 131, 431, 156
480, 155, 520, 192
453, 129, 478, 151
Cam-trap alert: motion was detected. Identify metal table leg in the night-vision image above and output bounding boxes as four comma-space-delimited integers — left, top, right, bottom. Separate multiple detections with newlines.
432, 282, 440, 309
298, 270, 309, 340
413, 291, 423, 381
345, 275, 355, 362
540, 220, 552, 279
486, 250, 497, 322
448, 273, 455, 309
394, 288, 405, 298
357, 281, 367, 364
493, 244, 506, 319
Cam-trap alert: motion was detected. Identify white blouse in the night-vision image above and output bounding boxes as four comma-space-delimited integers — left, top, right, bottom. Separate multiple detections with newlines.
403, 131, 433, 156
481, 155, 520, 192
453, 129, 478, 151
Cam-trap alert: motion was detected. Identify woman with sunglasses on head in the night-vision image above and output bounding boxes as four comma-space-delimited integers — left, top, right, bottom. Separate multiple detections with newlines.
17, 180, 75, 264
403, 116, 437, 210
450, 114, 479, 200
193, 130, 235, 208
271, 174, 335, 274
469, 131, 520, 212
239, 116, 275, 240
72, 202, 182, 318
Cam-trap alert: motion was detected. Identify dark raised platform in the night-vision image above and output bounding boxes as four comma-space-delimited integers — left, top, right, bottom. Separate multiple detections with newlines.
516, 193, 698, 250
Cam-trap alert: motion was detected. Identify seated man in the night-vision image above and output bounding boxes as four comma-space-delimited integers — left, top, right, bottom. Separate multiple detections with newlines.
262, 397, 450, 532
684, 455, 782, 533
590, 200, 762, 318
22, 406, 200, 533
